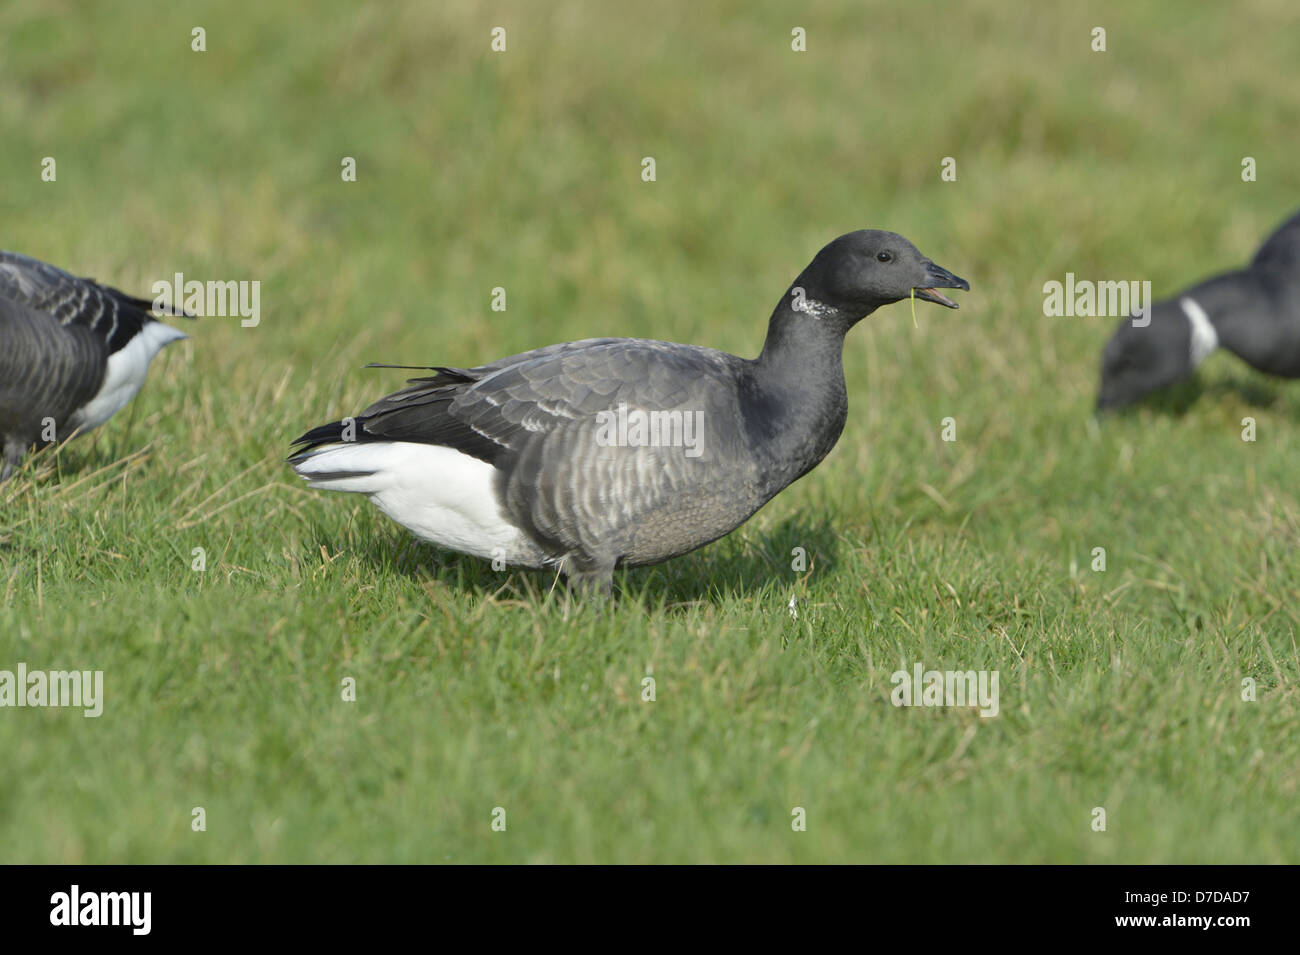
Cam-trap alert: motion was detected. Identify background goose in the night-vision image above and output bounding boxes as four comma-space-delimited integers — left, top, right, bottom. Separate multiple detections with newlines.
0, 252, 190, 481
1097, 209, 1300, 410
291, 230, 968, 595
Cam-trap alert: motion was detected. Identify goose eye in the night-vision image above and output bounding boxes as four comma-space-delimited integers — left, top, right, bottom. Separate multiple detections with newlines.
876, 251, 892, 263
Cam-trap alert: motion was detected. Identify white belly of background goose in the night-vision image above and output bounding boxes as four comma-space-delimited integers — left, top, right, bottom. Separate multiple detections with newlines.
66, 320, 188, 432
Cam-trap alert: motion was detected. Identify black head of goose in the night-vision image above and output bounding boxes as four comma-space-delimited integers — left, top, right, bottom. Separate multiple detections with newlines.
1097, 209, 1300, 411
0, 252, 190, 480
290, 229, 969, 595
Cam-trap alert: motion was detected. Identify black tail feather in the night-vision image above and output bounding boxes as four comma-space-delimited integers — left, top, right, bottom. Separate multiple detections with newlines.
288, 420, 351, 456
364, 363, 477, 385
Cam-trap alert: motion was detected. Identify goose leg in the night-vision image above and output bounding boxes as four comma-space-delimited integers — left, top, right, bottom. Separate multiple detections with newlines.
0, 436, 25, 483
564, 558, 616, 603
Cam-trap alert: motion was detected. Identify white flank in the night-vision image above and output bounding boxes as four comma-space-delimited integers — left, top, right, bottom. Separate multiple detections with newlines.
67, 321, 188, 432
1179, 296, 1219, 368
292, 441, 533, 562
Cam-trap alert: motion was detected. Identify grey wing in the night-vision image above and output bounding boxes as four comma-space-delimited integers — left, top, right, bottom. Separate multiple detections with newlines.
0, 251, 165, 354
450, 341, 765, 567
0, 298, 106, 442
352, 339, 632, 459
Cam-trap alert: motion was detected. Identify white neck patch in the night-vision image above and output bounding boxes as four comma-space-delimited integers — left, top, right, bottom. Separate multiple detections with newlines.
795, 298, 839, 320
1179, 296, 1219, 368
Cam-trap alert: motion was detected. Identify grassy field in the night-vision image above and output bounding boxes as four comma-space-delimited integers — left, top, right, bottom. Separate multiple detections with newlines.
1, 0, 1298, 863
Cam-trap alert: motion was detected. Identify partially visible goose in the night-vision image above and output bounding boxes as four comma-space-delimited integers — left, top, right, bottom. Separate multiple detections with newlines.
291, 229, 969, 595
1098, 209, 1300, 410
0, 252, 189, 480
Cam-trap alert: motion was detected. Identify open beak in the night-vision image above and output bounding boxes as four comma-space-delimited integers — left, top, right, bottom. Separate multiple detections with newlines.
913, 261, 970, 309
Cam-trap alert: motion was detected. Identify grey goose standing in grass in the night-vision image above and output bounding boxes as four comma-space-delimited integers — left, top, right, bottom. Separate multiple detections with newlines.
290, 230, 969, 594
1098, 209, 1300, 410
0, 252, 189, 480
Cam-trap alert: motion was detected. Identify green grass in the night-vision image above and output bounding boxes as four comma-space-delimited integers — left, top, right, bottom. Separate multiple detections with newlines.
1, 0, 1298, 863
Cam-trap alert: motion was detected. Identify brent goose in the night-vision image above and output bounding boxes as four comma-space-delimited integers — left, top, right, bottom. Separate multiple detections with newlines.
291, 230, 969, 594
1098, 209, 1300, 410
0, 252, 189, 481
